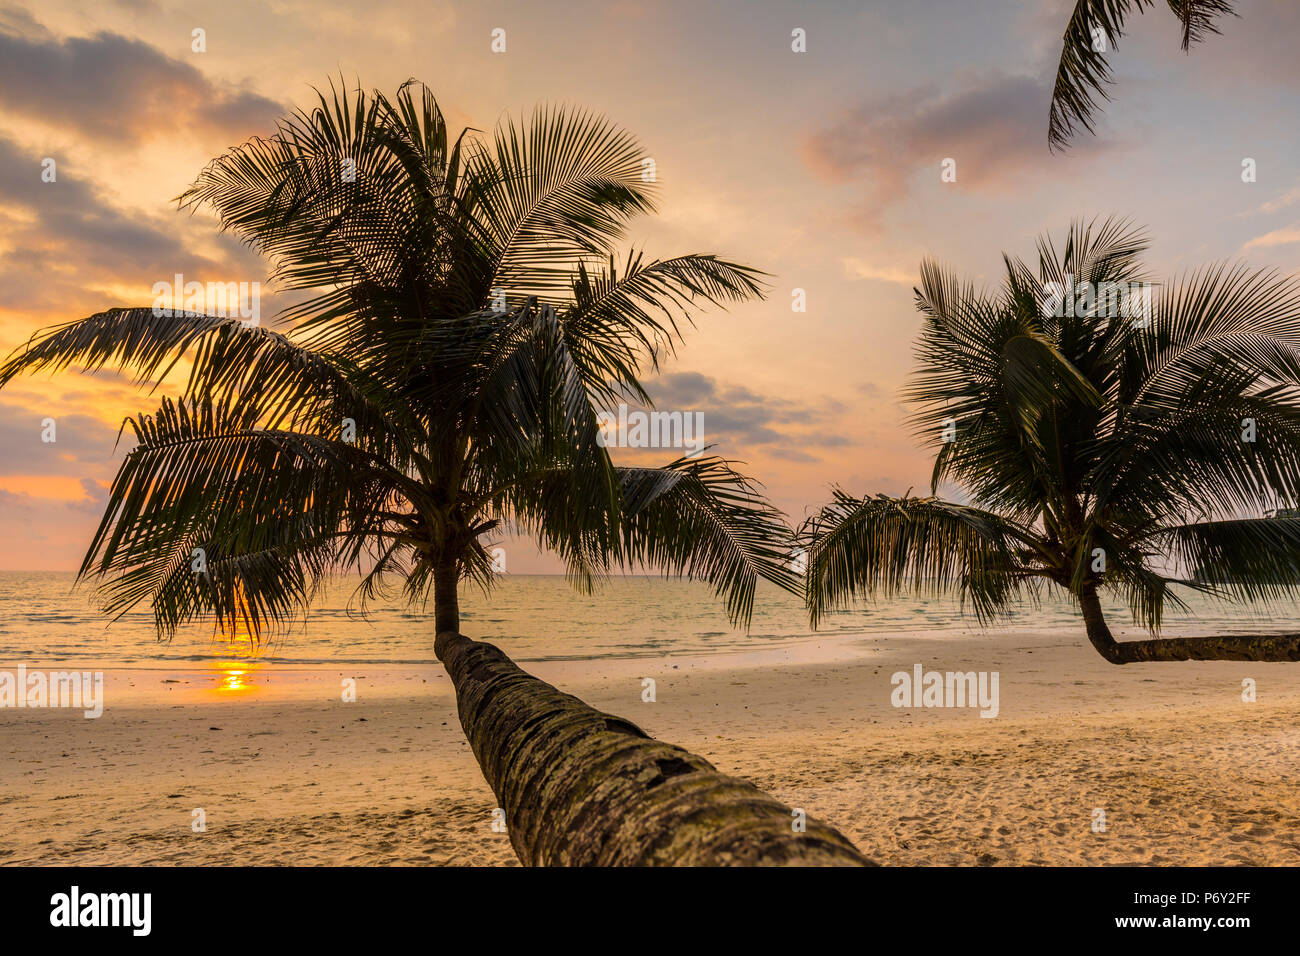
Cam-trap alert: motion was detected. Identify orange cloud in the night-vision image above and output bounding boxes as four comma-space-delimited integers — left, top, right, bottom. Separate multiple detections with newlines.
0, 12, 282, 146
801, 71, 1111, 229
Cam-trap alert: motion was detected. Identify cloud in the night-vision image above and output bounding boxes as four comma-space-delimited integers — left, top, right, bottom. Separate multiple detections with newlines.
842, 258, 916, 285
855, 380, 889, 400
1242, 183, 1300, 217
0, 132, 264, 312
0, 400, 127, 569
802, 71, 1106, 228
0, 17, 283, 146
0, 482, 115, 569
1259, 188, 1300, 216
0, 402, 129, 478
633, 371, 852, 461
1243, 225, 1300, 251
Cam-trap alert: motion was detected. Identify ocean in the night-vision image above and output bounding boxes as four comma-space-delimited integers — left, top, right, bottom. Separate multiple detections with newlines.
1, 571, 1296, 667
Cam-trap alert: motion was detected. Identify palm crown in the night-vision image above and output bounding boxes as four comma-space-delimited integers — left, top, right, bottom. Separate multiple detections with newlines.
803, 219, 1300, 661
0, 80, 798, 639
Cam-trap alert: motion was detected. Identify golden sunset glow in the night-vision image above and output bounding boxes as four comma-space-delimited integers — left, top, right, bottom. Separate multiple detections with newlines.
3, 0, 1300, 888
3, 0, 1297, 575
210, 600, 262, 693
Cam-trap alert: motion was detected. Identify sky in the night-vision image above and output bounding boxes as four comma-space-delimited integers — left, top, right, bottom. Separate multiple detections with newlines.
2, 0, 1300, 572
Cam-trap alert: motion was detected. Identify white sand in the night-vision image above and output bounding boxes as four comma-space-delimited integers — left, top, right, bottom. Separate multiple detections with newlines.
2, 628, 1297, 865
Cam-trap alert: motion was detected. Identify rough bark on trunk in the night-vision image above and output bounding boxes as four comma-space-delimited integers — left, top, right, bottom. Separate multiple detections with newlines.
434, 630, 872, 866
1079, 586, 1300, 663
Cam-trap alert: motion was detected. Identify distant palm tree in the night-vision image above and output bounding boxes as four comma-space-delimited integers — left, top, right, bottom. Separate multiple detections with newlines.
803, 218, 1300, 664
0, 80, 868, 865
1049, 0, 1237, 151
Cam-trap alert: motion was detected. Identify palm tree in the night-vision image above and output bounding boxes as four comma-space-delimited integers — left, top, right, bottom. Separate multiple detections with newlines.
0, 80, 868, 865
1049, 1, 1237, 151
802, 218, 1300, 664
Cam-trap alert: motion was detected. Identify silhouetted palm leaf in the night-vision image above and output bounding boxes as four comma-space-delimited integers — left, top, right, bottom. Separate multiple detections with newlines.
1049, 0, 1237, 152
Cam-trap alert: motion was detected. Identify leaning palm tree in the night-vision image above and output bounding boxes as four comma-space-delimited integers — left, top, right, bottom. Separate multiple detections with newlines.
0, 80, 868, 865
803, 217, 1300, 664
1049, 0, 1237, 151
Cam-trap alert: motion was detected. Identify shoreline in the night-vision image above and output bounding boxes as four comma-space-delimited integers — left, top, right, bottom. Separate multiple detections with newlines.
2, 628, 1298, 866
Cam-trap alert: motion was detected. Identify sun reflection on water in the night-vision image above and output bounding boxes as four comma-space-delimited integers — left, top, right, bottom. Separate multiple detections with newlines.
212, 614, 261, 694
212, 658, 260, 694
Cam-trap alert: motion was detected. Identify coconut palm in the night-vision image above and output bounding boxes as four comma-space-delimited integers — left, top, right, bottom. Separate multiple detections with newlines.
0, 80, 868, 865
1049, 0, 1237, 151
802, 218, 1300, 664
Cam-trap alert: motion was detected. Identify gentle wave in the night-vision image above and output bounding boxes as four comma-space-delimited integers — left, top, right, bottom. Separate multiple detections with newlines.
1, 571, 1297, 665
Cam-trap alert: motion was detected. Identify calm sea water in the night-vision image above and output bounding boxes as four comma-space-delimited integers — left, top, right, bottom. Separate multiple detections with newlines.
0, 571, 1295, 665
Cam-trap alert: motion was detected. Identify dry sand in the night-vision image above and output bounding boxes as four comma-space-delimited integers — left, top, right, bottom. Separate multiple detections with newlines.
2, 628, 1297, 866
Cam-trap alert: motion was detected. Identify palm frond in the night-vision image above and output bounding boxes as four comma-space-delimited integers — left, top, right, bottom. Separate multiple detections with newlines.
460, 105, 655, 299
83, 394, 416, 638
1155, 516, 1300, 604
801, 491, 1038, 628
0, 308, 248, 389
1050, 0, 1152, 152
1166, 0, 1237, 50
1049, 1, 1235, 151
564, 252, 766, 405
504, 456, 797, 627
615, 457, 800, 627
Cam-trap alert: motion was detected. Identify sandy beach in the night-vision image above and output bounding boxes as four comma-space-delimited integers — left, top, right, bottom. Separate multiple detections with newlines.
2, 627, 1296, 866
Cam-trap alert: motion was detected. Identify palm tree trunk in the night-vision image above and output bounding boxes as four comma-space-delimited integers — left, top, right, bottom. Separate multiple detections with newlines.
431, 625, 871, 866
1079, 586, 1127, 663
433, 559, 460, 635
1079, 586, 1300, 663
